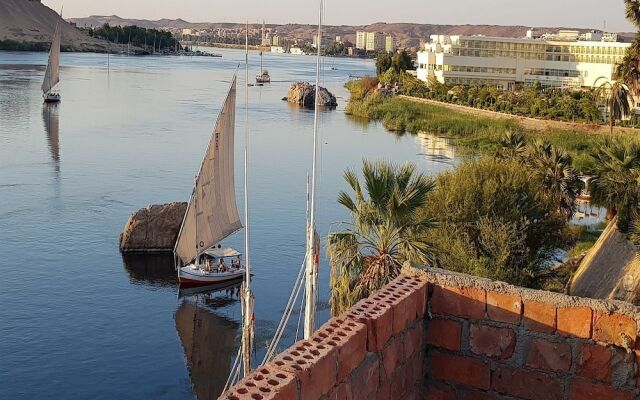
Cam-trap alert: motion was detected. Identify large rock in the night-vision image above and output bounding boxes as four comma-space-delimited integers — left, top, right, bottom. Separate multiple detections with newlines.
285, 81, 337, 108
119, 202, 187, 253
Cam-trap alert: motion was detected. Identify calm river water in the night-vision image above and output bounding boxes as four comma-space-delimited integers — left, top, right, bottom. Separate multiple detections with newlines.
0, 48, 457, 399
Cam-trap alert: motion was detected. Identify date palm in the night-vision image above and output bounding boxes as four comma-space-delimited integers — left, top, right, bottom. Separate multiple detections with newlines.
527, 139, 580, 219
596, 81, 631, 135
496, 131, 527, 161
590, 138, 640, 232
327, 160, 436, 315
626, 0, 640, 30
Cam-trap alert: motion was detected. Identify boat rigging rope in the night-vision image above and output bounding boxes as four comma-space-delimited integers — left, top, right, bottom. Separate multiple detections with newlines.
223, 346, 242, 393
262, 255, 307, 364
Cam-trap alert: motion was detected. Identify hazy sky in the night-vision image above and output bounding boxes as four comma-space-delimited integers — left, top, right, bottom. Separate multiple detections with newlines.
44, 0, 635, 32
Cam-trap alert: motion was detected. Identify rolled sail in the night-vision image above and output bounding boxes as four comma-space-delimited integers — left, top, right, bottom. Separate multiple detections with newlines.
174, 75, 242, 265
42, 19, 61, 94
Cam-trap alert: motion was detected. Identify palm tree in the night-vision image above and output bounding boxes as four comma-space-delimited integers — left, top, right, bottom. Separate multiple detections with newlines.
590, 138, 640, 232
327, 160, 436, 315
597, 81, 631, 135
626, 0, 640, 29
496, 131, 527, 161
527, 139, 580, 219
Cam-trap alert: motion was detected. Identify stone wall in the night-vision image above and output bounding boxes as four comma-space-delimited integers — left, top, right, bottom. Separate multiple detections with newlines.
218, 267, 640, 400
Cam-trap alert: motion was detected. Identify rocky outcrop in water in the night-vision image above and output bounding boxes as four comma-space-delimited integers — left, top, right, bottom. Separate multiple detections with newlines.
119, 202, 187, 252
285, 82, 337, 108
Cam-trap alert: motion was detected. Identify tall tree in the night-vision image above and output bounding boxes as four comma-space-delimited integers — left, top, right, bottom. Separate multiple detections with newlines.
327, 160, 436, 315
597, 81, 631, 134
375, 53, 393, 76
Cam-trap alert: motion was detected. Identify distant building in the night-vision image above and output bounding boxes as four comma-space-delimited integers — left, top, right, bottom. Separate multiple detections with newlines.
336, 36, 342, 43
416, 34, 630, 90
365, 32, 385, 52
312, 34, 331, 48
290, 47, 305, 55
272, 34, 281, 47
356, 31, 367, 50
385, 36, 395, 52
271, 46, 285, 54
182, 28, 195, 36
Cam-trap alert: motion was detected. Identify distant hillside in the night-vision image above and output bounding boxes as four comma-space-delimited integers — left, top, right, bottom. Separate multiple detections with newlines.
0, 0, 114, 52
68, 16, 636, 48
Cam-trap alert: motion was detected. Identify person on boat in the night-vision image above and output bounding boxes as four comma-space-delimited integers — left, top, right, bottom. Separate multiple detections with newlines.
218, 258, 227, 272
232, 256, 241, 269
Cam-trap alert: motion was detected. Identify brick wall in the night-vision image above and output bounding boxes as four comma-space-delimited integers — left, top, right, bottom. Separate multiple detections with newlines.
219, 267, 640, 400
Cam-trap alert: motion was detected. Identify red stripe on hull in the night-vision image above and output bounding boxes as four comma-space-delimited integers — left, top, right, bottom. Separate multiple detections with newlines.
178, 276, 243, 287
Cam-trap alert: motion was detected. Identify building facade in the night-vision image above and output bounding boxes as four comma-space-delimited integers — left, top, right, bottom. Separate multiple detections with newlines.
385, 35, 395, 53
356, 31, 367, 50
416, 34, 630, 90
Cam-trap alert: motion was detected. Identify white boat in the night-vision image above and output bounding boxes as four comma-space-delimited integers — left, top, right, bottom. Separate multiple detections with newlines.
255, 51, 270, 83
42, 12, 61, 103
174, 74, 245, 286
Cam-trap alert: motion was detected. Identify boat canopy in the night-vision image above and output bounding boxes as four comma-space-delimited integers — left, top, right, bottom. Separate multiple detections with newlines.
204, 248, 242, 258
174, 75, 243, 265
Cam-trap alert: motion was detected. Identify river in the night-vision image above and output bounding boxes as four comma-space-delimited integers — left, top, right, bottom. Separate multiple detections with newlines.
0, 48, 457, 399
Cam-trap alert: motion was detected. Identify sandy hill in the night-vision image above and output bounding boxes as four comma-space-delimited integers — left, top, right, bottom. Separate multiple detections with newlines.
0, 0, 114, 52
68, 16, 635, 49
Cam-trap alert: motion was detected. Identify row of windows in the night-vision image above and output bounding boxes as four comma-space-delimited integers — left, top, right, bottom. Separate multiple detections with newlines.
444, 65, 516, 74
446, 77, 511, 87
457, 40, 627, 56
450, 49, 623, 64
524, 68, 582, 78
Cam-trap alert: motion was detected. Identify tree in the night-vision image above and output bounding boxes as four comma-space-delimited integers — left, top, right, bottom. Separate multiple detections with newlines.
597, 81, 631, 134
527, 139, 580, 219
376, 53, 393, 76
496, 131, 527, 161
423, 159, 567, 288
327, 160, 436, 315
391, 50, 413, 73
626, 0, 640, 29
590, 138, 640, 232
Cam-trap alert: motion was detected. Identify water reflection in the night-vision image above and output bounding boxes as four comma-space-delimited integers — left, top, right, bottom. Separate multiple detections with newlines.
121, 252, 178, 287
415, 133, 457, 164
175, 281, 241, 400
42, 103, 60, 176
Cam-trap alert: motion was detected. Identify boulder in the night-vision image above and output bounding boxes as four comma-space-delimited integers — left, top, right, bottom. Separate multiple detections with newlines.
119, 202, 187, 253
285, 81, 337, 108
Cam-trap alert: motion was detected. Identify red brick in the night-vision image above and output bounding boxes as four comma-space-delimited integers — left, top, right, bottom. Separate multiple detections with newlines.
425, 384, 455, 400
492, 366, 563, 400
469, 324, 516, 359
525, 338, 572, 372
222, 364, 298, 400
523, 300, 556, 334
381, 334, 404, 380
346, 298, 393, 352
426, 319, 462, 351
314, 317, 367, 381
374, 381, 390, 400
486, 291, 522, 324
390, 365, 412, 398
578, 343, 612, 383
430, 352, 490, 390
404, 320, 425, 358
393, 275, 428, 319
351, 352, 380, 400
557, 307, 592, 338
373, 280, 417, 335
431, 285, 486, 320
327, 378, 352, 400
459, 390, 496, 400
593, 312, 637, 348
569, 379, 634, 400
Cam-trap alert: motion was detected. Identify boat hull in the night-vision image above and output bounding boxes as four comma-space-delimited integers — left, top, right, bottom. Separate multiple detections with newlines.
44, 93, 61, 103
178, 265, 245, 286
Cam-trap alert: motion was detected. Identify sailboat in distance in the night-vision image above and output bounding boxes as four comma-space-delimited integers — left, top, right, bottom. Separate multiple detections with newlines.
42, 11, 62, 103
174, 74, 246, 286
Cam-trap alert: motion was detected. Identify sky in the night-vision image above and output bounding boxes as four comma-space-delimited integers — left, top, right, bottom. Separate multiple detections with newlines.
43, 0, 636, 32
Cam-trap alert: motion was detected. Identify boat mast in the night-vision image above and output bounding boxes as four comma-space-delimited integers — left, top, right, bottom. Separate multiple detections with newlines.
304, 0, 323, 340
194, 178, 200, 267
241, 20, 254, 377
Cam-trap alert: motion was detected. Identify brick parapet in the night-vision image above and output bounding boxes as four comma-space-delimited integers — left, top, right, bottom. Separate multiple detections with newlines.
220, 267, 640, 400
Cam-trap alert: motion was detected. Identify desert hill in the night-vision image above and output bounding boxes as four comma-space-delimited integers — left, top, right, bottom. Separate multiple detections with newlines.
0, 0, 114, 52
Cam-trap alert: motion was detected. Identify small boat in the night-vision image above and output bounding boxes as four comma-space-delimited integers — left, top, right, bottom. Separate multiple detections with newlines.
174, 74, 245, 286
255, 51, 271, 83
42, 13, 62, 103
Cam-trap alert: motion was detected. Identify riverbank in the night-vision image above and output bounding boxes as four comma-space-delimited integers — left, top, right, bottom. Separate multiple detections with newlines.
345, 86, 636, 173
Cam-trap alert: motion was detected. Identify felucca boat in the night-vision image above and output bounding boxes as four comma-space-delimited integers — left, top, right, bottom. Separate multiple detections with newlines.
42, 13, 62, 103
255, 51, 270, 84
174, 75, 246, 286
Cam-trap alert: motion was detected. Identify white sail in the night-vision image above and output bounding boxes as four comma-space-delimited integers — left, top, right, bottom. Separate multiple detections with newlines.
175, 75, 242, 265
42, 18, 61, 95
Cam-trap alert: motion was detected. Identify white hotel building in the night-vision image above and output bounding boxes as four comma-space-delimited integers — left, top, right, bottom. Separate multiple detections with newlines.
416, 33, 630, 90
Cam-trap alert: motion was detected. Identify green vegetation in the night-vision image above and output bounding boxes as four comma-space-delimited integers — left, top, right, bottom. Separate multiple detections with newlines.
90, 24, 180, 52
375, 50, 414, 75
0, 40, 50, 51
344, 77, 633, 173
327, 160, 436, 315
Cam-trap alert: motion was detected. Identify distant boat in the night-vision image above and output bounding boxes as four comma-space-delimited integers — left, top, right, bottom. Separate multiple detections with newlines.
256, 51, 271, 83
42, 12, 61, 103
174, 75, 245, 286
